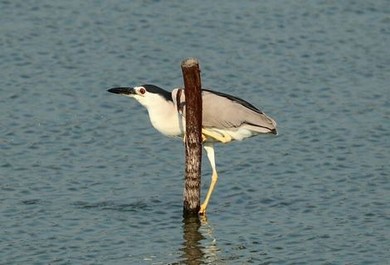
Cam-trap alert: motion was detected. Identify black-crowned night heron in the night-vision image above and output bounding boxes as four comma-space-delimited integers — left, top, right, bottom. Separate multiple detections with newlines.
107, 84, 277, 215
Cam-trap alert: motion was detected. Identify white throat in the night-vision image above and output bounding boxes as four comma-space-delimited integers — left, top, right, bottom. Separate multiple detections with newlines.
142, 99, 184, 137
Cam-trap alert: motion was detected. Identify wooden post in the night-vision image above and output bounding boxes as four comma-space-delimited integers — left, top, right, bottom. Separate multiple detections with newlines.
181, 58, 202, 217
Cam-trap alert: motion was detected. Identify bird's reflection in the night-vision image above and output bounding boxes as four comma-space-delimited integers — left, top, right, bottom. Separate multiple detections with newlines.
179, 216, 220, 265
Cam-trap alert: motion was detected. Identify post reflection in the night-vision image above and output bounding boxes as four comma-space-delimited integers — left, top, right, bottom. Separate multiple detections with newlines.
179, 216, 220, 265
180, 216, 204, 264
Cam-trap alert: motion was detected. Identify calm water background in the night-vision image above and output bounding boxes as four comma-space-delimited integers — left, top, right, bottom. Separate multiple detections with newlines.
1, 1, 389, 264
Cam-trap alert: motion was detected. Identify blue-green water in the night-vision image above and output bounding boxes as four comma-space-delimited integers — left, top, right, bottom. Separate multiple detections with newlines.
1, 1, 389, 264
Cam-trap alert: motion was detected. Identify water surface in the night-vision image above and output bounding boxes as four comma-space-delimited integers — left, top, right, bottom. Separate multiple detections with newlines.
1, 1, 389, 264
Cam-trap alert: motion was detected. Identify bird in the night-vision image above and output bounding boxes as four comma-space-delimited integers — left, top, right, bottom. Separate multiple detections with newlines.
107, 84, 277, 215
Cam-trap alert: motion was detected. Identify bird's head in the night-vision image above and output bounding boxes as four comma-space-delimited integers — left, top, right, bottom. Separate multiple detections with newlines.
107, 84, 172, 109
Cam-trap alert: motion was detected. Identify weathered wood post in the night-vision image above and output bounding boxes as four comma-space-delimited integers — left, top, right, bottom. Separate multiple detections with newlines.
181, 58, 203, 217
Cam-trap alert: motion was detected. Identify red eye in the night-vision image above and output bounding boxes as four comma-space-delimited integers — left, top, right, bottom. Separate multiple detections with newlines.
139, 88, 146, 94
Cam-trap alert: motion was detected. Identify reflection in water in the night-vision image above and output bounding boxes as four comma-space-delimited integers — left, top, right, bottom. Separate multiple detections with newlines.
179, 216, 221, 265
181, 216, 204, 264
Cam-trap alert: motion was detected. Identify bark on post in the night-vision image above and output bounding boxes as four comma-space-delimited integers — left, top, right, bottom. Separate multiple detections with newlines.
181, 58, 202, 217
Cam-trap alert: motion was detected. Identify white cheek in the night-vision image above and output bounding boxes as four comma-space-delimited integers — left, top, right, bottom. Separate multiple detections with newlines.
133, 95, 148, 105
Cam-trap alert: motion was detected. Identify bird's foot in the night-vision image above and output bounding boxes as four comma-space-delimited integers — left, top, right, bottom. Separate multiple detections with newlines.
202, 129, 232, 144
199, 214, 208, 224
199, 203, 207, 215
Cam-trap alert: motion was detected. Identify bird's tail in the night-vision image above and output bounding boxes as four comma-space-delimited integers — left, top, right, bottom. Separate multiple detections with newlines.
268, 117, 277, 135
246, 114, 277, 135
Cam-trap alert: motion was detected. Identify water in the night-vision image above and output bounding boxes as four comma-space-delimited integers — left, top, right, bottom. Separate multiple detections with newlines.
1, 1, 389, 264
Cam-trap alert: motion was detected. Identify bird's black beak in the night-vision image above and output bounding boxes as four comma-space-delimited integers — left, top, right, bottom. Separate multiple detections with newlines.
107, 87, 135, 95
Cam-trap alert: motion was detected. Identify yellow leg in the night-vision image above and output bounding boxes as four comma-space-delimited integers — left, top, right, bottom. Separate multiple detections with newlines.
202, 128, 232, 144
199, 170, 218, 215
199, 143, 218, 215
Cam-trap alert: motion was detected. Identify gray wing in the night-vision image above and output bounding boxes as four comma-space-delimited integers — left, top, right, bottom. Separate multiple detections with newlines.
202, 90, 277, 133
172, 88, 277, 133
